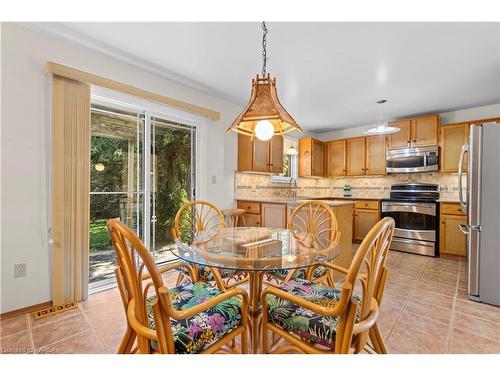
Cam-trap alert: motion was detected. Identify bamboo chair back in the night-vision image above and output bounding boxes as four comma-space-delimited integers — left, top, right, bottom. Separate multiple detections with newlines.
287, 201, 340, 251
107, 219, 185, 353
342, 217, 395, 353
172, 200, 226, 245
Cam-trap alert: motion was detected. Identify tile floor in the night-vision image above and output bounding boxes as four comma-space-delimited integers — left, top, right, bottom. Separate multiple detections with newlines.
1, 250, 499, 354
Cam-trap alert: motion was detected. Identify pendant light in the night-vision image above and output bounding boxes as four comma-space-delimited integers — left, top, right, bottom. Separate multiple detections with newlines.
227, 22, 302, 141
363, 100, 400, 135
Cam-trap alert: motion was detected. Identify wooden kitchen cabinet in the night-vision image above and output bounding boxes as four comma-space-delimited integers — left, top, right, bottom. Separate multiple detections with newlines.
261, 203, 287, 228
326, 140, 346, 177
346, 137, 366, 176
353, 207, 380, 241
237, 200, 262, 227
440, 203, 467, 256
299, 137, 324, 177
387, 120, 411, 149
387, 115, 439, 150
440, 123, 469, 173
411, 115, 439, 148
365, 135, 386, 175
238, 134, 283, 173
242, 213, 261, 227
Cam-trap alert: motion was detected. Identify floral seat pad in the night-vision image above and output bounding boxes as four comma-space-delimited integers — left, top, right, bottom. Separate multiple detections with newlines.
146, 282, 242, 353
270, 266, 328, 280
178, 265, 238, 282
265, 278, 360, 349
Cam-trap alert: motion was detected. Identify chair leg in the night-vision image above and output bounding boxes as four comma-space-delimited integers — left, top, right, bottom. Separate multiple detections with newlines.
117, 325, 136, 354
241, 329, 248, 354
369, 323, 388, 354
262, 323, 269, 354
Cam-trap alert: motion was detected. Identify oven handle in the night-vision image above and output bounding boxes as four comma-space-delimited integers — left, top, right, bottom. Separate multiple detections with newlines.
382, 203, 436, 216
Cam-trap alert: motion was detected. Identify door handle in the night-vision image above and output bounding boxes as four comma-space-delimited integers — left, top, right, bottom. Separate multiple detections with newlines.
458, 224, 470, 235
458, 143, 469, 213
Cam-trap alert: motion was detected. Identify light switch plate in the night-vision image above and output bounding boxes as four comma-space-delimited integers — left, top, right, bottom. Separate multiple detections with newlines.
211, 175, 217, 184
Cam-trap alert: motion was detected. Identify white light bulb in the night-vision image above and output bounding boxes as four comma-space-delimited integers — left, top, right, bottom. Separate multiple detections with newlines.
254, 120, 274, 141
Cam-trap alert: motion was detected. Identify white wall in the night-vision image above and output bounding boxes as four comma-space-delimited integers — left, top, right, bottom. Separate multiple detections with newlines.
316, 103, 500, 141
0, 23, 240, 313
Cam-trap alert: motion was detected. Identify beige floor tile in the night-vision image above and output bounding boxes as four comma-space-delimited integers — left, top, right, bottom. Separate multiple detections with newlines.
377, 307, 403, 339
449, 328, 500, 354
0, 331, 33, 353
454, 299, 500, 323
405, 299, 453, 325
386, 311, 450, 354
414, 279, 457, 298
50, 330, 105, 354
410, 289, 455, 309
31, 313, 89, 348
452, 312, 500, 342
0, 315, 28, 338
83, 307, 127, 349
420, 269, 458, 287
456, 288, 469, 301
384, 282, 414, 300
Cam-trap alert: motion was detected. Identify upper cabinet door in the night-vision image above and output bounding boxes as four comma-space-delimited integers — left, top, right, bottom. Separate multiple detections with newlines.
269, 135, 284, 173
253, 138, 269, 172
346, 137, 366, 176
299, 138, 312, 177
387, 120, 411, 149
365, 135, 386, 175
440, 123, 469, 173
312, 139, 324, 177
411, 115, 439, 147
237, 133, 253, 172
327, 140, 346, 177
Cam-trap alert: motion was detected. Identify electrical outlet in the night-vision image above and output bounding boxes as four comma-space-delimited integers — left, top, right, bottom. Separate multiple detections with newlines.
211, 175, 217, 184
14, 263, 27, 278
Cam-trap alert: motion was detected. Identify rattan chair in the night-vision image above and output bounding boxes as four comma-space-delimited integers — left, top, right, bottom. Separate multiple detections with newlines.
264, 201, 339, 286
261, 217, 395, 354
172, 200, 248, 289
108, 219, 249, 354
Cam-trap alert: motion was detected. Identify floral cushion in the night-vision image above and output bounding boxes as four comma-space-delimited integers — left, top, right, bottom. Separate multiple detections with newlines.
270, 266, 328, 281
178, 265, 238, 282
265, 278, 360, 349
146, 282, 242, 354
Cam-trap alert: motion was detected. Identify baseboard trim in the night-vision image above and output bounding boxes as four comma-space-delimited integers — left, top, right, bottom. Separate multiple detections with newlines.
0, 301, 53, 320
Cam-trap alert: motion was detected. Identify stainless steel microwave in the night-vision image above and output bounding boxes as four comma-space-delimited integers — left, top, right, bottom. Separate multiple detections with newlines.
386, 146, 439, 173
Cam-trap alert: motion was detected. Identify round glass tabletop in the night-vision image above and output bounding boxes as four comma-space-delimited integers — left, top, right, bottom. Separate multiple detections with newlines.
171, 227, 340, 272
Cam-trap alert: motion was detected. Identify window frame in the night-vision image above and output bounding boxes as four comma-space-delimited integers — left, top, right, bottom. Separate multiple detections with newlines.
270, 136, 299, 183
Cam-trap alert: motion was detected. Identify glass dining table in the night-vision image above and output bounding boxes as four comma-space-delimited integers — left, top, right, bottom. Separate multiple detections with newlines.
171, 226, 341, 353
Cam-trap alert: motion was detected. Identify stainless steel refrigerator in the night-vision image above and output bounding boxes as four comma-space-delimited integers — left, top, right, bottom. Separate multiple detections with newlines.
458, 121, 500, 307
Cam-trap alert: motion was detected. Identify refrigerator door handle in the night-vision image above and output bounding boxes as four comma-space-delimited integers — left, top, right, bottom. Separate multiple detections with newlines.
458, 143, 469, 213
458, 224, 470, 235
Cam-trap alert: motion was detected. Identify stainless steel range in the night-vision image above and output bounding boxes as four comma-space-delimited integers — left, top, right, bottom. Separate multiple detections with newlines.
381, 183, 439, 256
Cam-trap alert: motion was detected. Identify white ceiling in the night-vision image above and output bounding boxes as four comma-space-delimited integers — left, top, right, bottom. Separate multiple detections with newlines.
46, 22, 500, 132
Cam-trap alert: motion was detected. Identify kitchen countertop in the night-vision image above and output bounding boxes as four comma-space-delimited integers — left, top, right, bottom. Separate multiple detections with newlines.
236, 197, 355, 207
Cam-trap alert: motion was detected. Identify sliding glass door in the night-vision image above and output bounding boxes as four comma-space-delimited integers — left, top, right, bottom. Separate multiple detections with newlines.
89, 98, 196, 289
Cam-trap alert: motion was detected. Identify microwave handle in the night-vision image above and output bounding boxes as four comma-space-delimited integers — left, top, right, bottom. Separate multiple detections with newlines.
458, 143, 468, 213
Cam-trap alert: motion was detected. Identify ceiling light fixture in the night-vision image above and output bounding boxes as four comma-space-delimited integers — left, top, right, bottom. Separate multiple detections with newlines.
285, 145, 299, 155
227, 22, 302, 141
363, 100, 400, 135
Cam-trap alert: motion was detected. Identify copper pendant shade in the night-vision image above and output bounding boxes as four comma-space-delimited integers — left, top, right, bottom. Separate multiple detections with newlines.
227, 22, 302, 139
227, 74, 302, 137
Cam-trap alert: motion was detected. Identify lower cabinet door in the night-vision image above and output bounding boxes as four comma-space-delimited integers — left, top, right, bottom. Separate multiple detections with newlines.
261, 203, 287, 228
353, 208, 380, 241
242, 213, 261, 227
440, 214, 467, 256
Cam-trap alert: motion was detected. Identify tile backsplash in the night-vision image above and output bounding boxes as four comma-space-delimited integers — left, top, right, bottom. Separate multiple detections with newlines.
235, 172, 464, 202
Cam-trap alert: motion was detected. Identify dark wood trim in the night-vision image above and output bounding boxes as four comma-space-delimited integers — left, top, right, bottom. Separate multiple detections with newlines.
0, 301, 53, 320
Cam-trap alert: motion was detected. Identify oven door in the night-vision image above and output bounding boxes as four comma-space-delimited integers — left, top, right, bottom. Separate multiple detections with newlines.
381, 201, 437, 242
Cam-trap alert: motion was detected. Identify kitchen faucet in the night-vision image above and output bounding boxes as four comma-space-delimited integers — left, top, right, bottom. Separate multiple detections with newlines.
288, 177, 297, 198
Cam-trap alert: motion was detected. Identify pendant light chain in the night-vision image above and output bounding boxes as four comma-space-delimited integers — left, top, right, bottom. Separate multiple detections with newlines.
261, 21, 268, 77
